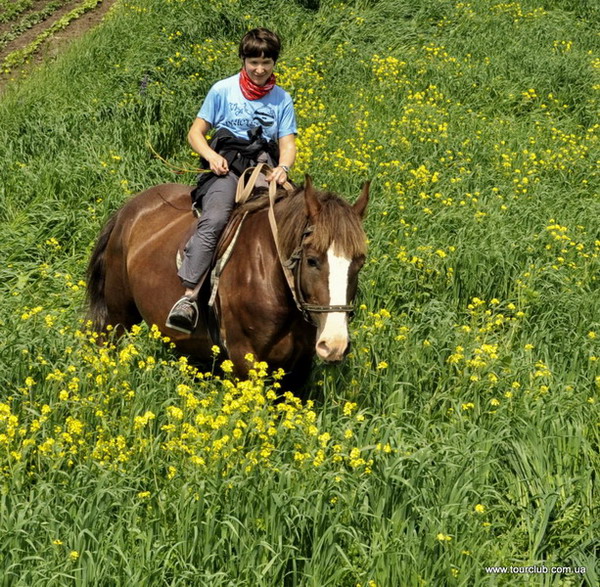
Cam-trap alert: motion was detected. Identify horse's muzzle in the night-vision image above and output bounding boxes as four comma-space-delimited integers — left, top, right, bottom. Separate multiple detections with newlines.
315, 335, 349, 363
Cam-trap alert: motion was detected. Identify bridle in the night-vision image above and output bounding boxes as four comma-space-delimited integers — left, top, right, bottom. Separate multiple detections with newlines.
283, 224, 355, 325
236, 165, 356, 326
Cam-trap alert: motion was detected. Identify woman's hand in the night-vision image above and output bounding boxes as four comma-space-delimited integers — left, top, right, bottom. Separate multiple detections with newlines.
207, 152, 229, 175
188, 118, 229, 175
267, 166, 289, 185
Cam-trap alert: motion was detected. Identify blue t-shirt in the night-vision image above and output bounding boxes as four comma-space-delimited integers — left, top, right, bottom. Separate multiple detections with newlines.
198, 73, 297, 142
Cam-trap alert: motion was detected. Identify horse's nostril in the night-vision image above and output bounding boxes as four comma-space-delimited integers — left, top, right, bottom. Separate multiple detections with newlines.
316, 338, 347, 362
316, 340, 330, 357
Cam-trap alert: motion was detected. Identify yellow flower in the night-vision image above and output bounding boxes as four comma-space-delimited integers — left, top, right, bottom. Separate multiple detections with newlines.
176, 383, 192, 395
166, 406, 184, 420
377, 361, 389, 370
69, 551, 79, 561
474, 504, 486, 514
318, 432, 331, 447
343, 402, 357, 416
313, 450, 326, 467
221, 360, 234, 373
133, 411, 155, 430
436, 533, 452, 542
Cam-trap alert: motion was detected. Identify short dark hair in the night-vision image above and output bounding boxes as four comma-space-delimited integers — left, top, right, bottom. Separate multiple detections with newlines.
239, 28, 281, 62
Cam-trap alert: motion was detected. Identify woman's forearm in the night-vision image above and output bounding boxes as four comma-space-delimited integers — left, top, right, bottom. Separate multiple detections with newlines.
278, 134, 296, 169
189, 117, 222, 157
188, 117, 229, 175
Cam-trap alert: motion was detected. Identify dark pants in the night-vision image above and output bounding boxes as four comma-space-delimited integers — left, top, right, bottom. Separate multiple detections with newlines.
177, 153, 273, 289
177, 173, 237, 288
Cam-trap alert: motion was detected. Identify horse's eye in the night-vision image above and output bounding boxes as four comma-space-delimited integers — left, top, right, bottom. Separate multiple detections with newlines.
306, 257, 320, 269
354, 256, 366, 269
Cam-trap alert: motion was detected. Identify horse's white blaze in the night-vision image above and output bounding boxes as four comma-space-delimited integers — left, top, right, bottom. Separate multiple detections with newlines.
316, 245, 351, 362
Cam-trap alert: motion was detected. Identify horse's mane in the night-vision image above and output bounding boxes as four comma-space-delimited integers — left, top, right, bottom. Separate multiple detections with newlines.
234, 184, 367, 259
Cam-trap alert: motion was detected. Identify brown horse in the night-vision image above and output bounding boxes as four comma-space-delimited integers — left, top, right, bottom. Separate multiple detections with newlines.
86, 177, 369, 388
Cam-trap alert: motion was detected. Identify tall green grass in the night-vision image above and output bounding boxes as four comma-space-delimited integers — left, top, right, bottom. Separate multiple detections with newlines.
1, 0, 599, 584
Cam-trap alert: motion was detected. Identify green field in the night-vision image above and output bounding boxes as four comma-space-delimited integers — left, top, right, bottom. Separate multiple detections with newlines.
1, 0, 599, 584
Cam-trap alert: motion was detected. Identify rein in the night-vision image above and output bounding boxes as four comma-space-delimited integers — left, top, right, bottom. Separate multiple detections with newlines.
146, 141, 211, 175
236, 165, 355, 324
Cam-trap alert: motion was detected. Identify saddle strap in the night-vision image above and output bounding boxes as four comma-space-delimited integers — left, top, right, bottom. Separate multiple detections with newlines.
208, 212, 248, 308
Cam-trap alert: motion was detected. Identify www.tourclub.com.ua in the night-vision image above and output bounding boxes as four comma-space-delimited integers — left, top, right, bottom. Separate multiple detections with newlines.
485, 565, 587, 576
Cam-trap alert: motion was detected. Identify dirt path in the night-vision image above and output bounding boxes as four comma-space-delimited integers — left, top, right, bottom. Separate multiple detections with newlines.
0, 0, 118, 91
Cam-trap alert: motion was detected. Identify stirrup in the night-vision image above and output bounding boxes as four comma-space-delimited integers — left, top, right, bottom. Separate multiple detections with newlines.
166, 297, 199, 334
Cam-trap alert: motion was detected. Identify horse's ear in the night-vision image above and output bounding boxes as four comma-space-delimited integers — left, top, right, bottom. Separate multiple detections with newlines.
353, 181, 370, 219
303, 174, 321, 221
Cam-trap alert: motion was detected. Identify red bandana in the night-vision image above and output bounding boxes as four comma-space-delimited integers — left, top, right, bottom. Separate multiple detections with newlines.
239, 68, 276, 100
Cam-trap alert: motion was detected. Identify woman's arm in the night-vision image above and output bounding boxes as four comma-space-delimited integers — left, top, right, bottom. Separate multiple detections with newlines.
188, 117, 229, 175
269, 133, 297, 184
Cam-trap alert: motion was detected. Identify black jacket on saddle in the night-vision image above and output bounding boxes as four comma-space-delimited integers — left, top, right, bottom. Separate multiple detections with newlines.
191, 127, 280, 208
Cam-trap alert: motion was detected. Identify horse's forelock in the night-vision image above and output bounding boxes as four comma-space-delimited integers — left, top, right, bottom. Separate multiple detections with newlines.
276, 189, 365, 258
309, 192, 367, 258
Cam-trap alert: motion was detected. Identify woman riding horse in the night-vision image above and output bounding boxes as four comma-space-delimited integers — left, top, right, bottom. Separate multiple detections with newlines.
167, 27, 297, 334
86, 30, 370, 390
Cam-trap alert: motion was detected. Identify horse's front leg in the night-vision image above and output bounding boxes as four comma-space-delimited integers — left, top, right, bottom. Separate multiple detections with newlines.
221, 310, 313, 393
220, 318, 273, 378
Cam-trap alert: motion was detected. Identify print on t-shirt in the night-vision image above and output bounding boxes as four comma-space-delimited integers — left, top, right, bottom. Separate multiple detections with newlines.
225, 103, 276, 134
